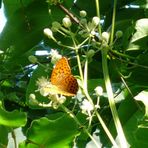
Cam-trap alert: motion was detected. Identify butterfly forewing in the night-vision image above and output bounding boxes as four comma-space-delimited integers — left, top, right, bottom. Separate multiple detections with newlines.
51, 57, 71, 85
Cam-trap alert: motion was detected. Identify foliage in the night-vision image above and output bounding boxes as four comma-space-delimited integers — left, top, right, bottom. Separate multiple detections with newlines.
0, 0, 148, 147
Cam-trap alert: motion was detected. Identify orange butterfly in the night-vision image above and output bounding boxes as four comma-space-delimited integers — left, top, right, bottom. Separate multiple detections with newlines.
49, 57, 78, 96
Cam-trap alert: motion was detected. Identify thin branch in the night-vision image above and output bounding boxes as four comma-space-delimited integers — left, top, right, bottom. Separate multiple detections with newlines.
58, 4, 80, 25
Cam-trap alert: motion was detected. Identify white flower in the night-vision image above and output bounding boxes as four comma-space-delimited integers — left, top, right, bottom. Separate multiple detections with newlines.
36, 77, 50, 89
80, 99, 94, 114
58, 95, 66, 104
49, 49, 62, 64
36, 77, 66, 109
36, 77, 52, 96
49, 95, 66, 109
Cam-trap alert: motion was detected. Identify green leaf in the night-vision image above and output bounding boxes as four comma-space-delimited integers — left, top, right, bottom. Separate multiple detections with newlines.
3, 0, 34, 18
134, 90, 148, 117
0, 101, 27, 127
0, 125, 9, 147
135, 126, 148, 147
123, 110, 148, 147
20, 115, 78, 148
127, 19, 148, 51
0, 0, 49, 68
48, 0, 73, 22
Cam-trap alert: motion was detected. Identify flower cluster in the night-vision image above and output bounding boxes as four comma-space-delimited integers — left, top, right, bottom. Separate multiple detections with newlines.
31, 10, 108, 114
31, 76, 66, 109
49, 49, 62, 64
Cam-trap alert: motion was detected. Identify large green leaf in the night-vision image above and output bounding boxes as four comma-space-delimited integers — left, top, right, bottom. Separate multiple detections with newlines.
0, 0, 49, 69
19, 115, 78, 148
0, 101, 27, 127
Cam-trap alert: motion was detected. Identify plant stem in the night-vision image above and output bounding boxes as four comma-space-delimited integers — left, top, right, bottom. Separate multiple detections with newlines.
60, 104, 100, 148
70, 33, 84, 82
95, 0, 101, 35
110, 0, 117, 45
58, 4, 80, 25
84, 90, 118, 147
82, 52, 118, 147
101, 48, 128, 148
83, 56, 88, 90
110, 49, 136, 60
11, 129, 17, 148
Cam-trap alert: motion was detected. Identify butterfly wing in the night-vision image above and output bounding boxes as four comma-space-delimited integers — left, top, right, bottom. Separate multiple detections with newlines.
50, 57, 78, 96
58, 75, 78, 95
51, 57, 71, 85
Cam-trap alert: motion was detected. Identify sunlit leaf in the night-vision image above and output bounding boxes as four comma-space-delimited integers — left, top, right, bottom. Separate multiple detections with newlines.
20, 115, 78, 148
134, 90, 148, 117
127, 19, 148, 51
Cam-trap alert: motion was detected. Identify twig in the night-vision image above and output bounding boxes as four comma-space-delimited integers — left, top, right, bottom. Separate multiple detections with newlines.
58, 4, 80, 25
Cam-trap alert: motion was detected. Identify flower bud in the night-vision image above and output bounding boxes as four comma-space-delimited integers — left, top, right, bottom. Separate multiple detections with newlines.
62, 17, 72, 28
92, 16, 100, 26
87, 49, 95, 58
28, 55, 38, 63
29, 93, 36, 100
80, 18, 87, 25
48, 9, 51, 14
0, 50, 4, 54
95, 86, 103, 96
102, 32, 110, 43
52, 21, 61, 32
29, 94, 38, 105
115, 30, 123, 38
43, 28, 53, 38
80, 10, 87, 17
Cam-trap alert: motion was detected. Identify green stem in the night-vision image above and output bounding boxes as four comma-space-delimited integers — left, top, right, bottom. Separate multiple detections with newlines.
60, 104, 100, 148
95, 0, 101, 35
83, 58, 88, 90
84, 90, 118, 147
95, 111, 118, 147
110, 0, 117, 45
110, 49, 136, 60
78, 37, 89, 48
70, 33, 84, 82
76, 53, 84, 83
101, 48, 128, 148
82, 52, 118, 147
